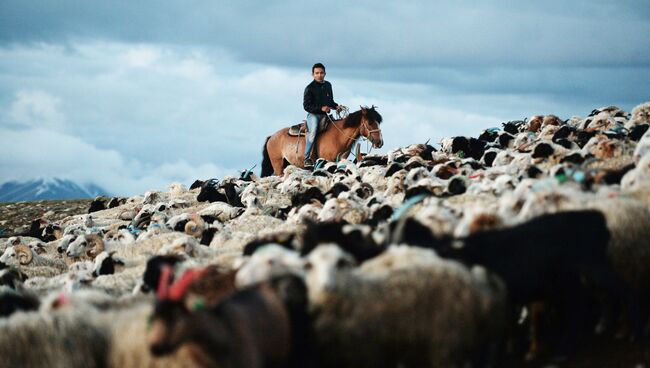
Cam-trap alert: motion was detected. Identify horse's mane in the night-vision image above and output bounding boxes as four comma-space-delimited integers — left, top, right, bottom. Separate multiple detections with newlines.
342, 106, 383, 128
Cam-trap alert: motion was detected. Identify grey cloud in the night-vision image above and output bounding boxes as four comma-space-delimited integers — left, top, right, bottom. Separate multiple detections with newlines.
1, 1, 648, 68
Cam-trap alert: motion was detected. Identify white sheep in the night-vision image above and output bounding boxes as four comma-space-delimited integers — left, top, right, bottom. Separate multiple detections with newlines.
234, 244, 304, 288
304, 244, 507, 368
622, 154, 650, 191
317, 197, 369, 224
0, 308, 110, 368
0, 244, 67, 273
633, 128, 650, 164
627, 101, 650, 128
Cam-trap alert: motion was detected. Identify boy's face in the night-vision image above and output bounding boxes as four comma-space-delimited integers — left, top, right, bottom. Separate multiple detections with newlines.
312, 67, 326, 83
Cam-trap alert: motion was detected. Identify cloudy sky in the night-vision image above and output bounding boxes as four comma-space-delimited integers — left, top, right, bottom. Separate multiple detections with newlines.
1, 1, 648, 196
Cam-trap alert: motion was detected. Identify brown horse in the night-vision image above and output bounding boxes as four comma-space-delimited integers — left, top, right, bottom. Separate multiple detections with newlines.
261, 106, 384, 176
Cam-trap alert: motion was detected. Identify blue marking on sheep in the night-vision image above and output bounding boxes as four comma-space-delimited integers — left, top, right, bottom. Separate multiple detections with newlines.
391, 193, 428, 221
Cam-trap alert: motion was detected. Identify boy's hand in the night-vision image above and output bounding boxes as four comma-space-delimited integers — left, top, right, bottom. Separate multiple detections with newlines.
321, 106, 331, 113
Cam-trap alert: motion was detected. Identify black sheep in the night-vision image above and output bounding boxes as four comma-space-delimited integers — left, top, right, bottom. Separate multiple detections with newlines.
149, 267, 314, 368
392, 211, 624, 358
300, 221, 385, 263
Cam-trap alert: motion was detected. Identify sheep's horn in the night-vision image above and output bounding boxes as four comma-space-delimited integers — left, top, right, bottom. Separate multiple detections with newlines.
86, 234, 105, 259
184, 215, 205, 238
15, 244, 33, 265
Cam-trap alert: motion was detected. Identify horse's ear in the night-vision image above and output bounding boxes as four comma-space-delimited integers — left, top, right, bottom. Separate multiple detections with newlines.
360, 105, 367, 114
371, 105, 378, 110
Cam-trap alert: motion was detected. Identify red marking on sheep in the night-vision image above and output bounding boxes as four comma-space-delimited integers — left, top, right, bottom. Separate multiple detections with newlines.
156, 265, 174, 300
157, 266, 210, 302
168, 268, 209, 301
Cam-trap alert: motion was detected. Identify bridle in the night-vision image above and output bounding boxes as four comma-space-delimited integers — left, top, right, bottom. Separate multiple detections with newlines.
327, 113, 383, 148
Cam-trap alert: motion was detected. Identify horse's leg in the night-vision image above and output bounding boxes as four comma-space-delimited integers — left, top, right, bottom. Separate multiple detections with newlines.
271, 156, 285, 176
267, 131, 290, 176
282, 136, 306, 170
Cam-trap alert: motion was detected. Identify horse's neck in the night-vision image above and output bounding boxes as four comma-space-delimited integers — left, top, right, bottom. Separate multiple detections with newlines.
325, 119, 359, 150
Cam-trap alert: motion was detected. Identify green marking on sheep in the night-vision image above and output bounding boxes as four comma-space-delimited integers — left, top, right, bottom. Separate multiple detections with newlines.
191, 298, 206, 311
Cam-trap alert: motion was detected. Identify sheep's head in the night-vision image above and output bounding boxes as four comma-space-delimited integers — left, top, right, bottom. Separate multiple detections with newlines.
585, 113, 619, 132
404, 167, 432, 188
103, 229, 135, 245
0, 245, 33, 266
66, 234, 104, 259
160, 237, 199, 257
149, 266, 212, 356
527, 115, 544, 132
235, 244, 303, 288
57, 234, 77, 254
0, 268, 28, 289
92, 251, 126, 277
303, 244, 356, 303
630, 101, 650, 125
542, 115, 563, 129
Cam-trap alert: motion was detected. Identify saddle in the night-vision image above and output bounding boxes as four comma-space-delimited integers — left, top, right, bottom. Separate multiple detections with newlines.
287, 116, 331, 137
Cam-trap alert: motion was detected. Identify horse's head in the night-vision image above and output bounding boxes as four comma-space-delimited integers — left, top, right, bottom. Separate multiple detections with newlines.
360, 106, 384, 148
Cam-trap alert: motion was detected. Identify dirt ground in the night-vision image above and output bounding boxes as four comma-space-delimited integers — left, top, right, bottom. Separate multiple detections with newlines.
0, 199, 92, 238
0, 199, 649, 367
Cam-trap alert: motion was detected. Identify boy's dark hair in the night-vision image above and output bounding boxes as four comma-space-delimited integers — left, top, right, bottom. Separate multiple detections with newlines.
312, 63, 326, 73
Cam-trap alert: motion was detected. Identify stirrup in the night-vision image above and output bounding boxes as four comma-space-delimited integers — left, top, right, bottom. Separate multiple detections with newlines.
304, 158, 315, 169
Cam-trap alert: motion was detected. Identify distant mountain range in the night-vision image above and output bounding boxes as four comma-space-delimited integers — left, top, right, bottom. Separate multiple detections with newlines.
0, 178, 111, 202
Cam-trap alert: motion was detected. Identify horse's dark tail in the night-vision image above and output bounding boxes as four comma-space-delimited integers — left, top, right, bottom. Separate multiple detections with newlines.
261, 136, 274, 177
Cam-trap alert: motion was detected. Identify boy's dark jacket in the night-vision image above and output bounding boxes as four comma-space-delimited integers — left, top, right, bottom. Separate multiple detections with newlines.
303, 80, 338, 115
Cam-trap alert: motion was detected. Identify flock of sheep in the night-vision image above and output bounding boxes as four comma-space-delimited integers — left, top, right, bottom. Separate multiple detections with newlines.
1, 101, 650, 367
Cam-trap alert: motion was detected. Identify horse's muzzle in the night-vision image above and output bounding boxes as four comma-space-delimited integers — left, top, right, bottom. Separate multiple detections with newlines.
373, 138, 384, 149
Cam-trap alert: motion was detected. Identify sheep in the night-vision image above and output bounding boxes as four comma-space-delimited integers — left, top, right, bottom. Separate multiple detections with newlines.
585, 112, 622, 132
62, 232, 198, 275
65, 233, 107, 260
633, 128, 650, 164
0, 244, 67, 273
148, 266, 302, 368
317, 197, 369, 224
285, 202, 323, 224
56, 233, 79, 254
627, 101, 650, 128
79, 266, 146, 297
197, 201, 245, 222
235, 244, 304, 288
103, 302, 198, 368
0, 308, 110, 368
103, 228, 136, 245
29, 293, 197, 368
0, 286, 40, 317
622, 154, 650, 191
158, 236, 217, 259
394, 210, 626, 358
304, 244, 507, 368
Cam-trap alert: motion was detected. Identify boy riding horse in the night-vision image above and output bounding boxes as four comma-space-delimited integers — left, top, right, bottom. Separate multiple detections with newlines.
303, 63, 345, 168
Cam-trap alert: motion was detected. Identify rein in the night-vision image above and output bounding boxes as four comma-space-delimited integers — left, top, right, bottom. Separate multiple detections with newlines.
326, 113, 382, 157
